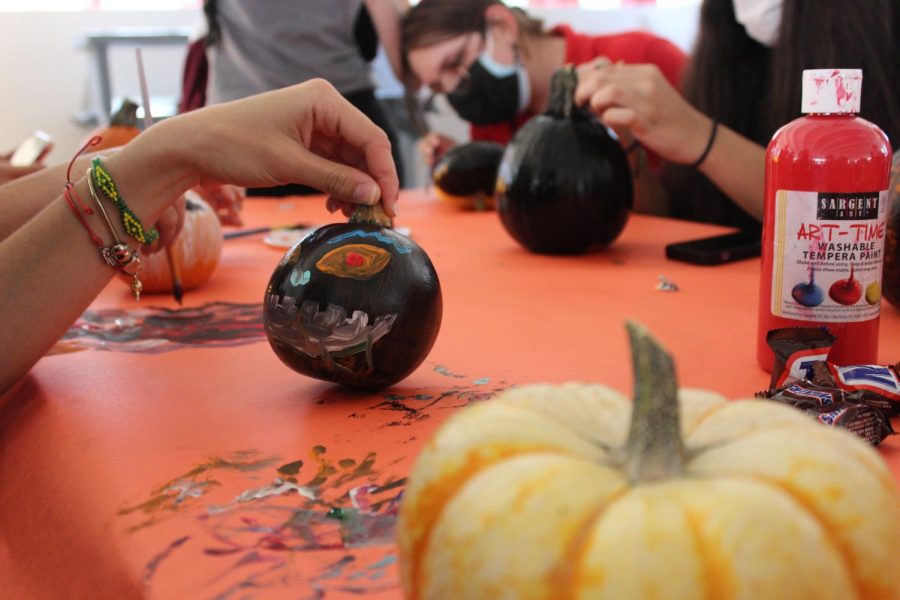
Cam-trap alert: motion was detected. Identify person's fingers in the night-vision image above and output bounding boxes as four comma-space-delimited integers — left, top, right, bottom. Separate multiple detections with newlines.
325, 195, 341, 213
598, 107, 644, 134
311, 139, 367, 174
574, 56, 613, 82
296, 149, 383, 207
193, 183, 243, 226
582, 78, 655, 128
417, 133, 457, 168
301, 84, 399, 215
418, 138, 439, 167
574, 63, 644, 106
172, 196, 186, 240
218, 185, 244, 226
145, 197, 186, 255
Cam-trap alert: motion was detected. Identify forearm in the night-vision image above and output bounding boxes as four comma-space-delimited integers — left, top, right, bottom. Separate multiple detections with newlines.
696, 124, 765, 222
0, 155, 97, 241
364, 0, 408, 81
0, 125, 195, 393
0, 180, 117, 393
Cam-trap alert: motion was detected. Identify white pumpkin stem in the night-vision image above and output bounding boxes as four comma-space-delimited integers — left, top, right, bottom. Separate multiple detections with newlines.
621, 321, 686, 483
350, 203, 393, 228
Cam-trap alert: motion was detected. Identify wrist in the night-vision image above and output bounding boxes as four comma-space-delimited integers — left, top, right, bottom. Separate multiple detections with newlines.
689, 118, 719, 170
102, 118, 198, 224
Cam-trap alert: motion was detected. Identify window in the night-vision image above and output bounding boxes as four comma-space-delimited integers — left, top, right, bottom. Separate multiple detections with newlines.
0, 0, 200, 10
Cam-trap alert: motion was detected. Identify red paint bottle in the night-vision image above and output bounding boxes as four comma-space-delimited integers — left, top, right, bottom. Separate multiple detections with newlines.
757, 69, 892, 371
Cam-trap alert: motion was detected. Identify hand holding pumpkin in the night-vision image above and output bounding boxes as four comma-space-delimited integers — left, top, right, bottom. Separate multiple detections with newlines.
574, 62, 766, 220
0, 78, 403, 394
574, 62, 712, 165
136, 78, 399, 218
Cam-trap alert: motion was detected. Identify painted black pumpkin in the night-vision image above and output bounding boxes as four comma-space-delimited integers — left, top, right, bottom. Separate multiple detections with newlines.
432, 141, 505, 211
264, 205, 442, 389
496, 65, 633, 254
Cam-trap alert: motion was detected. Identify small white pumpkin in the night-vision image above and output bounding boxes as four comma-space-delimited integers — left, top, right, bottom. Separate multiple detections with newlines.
398, 323, 900, 600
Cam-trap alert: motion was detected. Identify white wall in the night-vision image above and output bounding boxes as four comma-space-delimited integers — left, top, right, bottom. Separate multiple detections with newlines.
0, 10, 200, 165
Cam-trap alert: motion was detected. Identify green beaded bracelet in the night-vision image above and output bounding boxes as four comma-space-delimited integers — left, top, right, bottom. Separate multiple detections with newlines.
90, 157, 159, 245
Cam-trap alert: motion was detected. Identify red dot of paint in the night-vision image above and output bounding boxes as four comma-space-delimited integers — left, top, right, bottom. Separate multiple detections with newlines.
345, 252, 365, 267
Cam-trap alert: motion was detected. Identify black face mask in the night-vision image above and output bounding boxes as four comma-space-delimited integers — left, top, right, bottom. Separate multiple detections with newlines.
446, 59, 521, 126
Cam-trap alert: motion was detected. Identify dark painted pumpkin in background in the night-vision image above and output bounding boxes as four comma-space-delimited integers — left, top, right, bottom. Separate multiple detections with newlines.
432, 141, 505, 211
496, 65, 633, 255
264, 205, 442, 389
883, 153, 900, 307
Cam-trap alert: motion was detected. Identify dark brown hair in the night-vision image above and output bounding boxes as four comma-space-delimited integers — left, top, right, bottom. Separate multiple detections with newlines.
400, 0, 544, 85
667, 0, 900, 229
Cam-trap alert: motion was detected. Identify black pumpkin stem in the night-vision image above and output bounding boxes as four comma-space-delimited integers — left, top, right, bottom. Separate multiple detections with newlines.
621, 321, 686, 483
350, 203, 392, 228
547, 65, 578, 119
110, 98, 139, 127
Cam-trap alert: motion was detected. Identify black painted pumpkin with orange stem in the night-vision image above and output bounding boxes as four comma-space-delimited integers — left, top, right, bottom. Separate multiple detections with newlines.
432, 141, 505, 211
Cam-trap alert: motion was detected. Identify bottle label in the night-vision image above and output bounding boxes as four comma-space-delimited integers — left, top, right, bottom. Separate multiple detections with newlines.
770, 189, 888, 322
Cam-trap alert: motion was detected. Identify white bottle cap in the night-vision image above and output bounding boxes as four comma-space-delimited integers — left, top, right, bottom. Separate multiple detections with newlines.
801, 69, 862, 114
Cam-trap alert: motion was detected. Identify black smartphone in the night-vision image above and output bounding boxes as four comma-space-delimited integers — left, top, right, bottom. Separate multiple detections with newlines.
665, 230, 761, 265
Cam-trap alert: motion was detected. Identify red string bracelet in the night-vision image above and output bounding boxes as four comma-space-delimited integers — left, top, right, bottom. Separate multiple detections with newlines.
63, 136, 105, 247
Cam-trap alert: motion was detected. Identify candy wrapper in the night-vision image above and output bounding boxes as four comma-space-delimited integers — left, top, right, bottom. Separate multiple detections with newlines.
766, 327, 835, 389
811, 361, 900, 417
759, 382, 895, 446
761, 327, 898, 445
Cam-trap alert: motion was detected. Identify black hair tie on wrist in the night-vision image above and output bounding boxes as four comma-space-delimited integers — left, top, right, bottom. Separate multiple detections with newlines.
691, 119, 719, 169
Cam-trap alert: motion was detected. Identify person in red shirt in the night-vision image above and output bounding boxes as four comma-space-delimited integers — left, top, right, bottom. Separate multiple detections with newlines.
401, 0, 686, 215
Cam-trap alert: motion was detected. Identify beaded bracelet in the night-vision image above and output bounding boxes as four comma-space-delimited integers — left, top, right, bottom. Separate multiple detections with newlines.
86, 170, 144, 301
90, 157, 159, 245
62, 139, 145, 301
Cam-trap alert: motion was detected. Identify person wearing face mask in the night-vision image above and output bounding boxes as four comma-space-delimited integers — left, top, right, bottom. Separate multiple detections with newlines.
401, 0, 687, 215
576, 0, 900, 228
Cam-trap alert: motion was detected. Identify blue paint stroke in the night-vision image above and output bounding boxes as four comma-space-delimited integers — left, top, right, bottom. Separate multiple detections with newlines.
326, 230, 412, 254
434, 365, 466, 379
473, 377, 491, 385
369, 554, 397, 570
366, 553, 397, 581
316, 555, 357, 581
142, 535, 190, 584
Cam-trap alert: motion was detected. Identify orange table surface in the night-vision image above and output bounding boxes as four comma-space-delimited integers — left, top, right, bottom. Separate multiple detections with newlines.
2, 191, 898, 599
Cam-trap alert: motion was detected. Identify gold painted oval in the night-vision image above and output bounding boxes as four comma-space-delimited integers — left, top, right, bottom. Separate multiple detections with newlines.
315, 243, 391, 279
